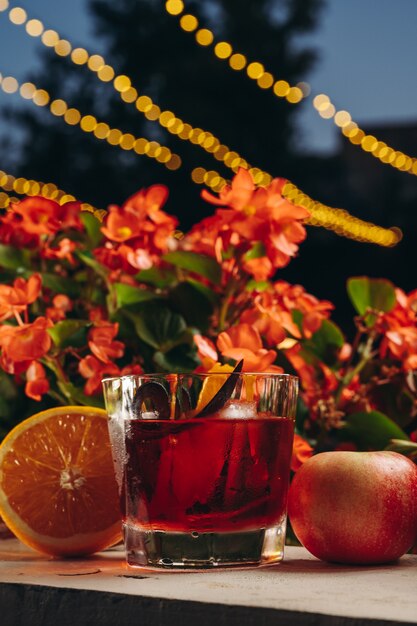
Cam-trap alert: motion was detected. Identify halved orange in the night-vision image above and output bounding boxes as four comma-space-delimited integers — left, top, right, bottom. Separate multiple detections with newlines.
0, 406, 122, 557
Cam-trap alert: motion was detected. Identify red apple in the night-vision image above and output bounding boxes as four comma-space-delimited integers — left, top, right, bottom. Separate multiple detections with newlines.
288, 451, 417, 564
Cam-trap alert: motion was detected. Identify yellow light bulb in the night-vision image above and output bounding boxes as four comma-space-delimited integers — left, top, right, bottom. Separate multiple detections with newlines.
166, 154, 182, 170
120, 87, 138, 103
165, 0, 184, 16
55, 40, 72, 56
19, 82, 36, 99
159, 111, 175, 127
134, 138, 147, 154
25, 18, 43, 37
9, 6, 26, 24
97, 65, 115, 82
113, 75, 131, 92
93, 122, 110, 139
195, 28, 214, 46
229, 53, 247, 71
334, 110, 351, 127
50, 99, 67, 116
257, 72, 274, 89
64, 108, 81, 125
107, 128, 123, 145
120, 133, 135, 150
136, 95, 152, 112
1, 77, 18, 93
88, 54, 105, 71
71, 48, 89, 65
313, 94, 330, 110
33, 89, 50, 106
273, 80, 290, 97
247, 62, 264, 79
80, 115, 97, 132
214, 41, 232, 59
180, 14, 198, 31
145, 105, 161, 120
190, 168, 204, 184
41, 29, 59, 47
286, 87, 303, 103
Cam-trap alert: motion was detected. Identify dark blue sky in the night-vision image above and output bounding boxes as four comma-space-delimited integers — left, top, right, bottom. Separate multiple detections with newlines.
0, 0, 417, 154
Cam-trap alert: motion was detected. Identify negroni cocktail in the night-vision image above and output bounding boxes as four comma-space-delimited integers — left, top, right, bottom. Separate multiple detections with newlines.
103, 368, 298, 569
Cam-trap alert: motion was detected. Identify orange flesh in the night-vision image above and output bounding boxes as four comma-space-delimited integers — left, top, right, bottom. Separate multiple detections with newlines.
0, 409, 122, 555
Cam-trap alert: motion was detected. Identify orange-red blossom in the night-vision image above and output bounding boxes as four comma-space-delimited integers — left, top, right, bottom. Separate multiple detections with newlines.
217, 323, 282, 372
0, 274, 42, 322
98, 185, 178, 275
0, 317, 52, 365
187, 169, 309, 279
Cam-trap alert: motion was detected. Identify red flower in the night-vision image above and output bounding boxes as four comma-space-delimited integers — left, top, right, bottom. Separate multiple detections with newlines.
78, 355, 120, 395
42, 238, 78, 265
0, 317, 52, 363
88, 322, 124, 363
291, 434, 313, 472
120, 363, 144, 376
101, 207, 143, 243
0, 274, 42, 322
378, 288, 417, 370
46, 294, 72, 322
217, 323, 280, 372
188, 169, 309, 278
273, 281, 334, 338
100, 184, 177, 260
25, 361, 49, 401
194, 334, 218, 371
12, 197, 61, 235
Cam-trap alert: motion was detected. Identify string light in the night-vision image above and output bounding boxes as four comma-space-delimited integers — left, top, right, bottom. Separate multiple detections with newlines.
0, 71, 181, 170
191, 167, 402, 247
0, 165, 105, 219
0, 3, 403, 246
165, 1, 307, 106
0, 4, 252, 177
165, 1, 417, 177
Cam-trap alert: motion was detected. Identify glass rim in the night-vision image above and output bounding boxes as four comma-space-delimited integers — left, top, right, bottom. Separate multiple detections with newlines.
102, 371, 299, 384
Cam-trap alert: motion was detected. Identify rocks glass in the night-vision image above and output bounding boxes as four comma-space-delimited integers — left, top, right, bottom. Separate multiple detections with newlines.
102, 370, 298, 569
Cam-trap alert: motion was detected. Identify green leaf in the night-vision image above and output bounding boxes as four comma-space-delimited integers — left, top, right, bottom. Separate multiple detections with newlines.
57, 381, 104, 408
80, 212, 103, 248
243, 241, 266, 260
136, 266, 177, 288
343, 411, 408, 450
48, 320, 90, 348
0, 244, 30, 270
77, 250, 109, 280
114, 283, 158, 308
169, 280, 215, 331
302, 319, 344, 366
153, 343, 200, 372
163, 251, 221, 285
42, 273, 82, 297
125, 301, 188, 351
347, 277, 396, 323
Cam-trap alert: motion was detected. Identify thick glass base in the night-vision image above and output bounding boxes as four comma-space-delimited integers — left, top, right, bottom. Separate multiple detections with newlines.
123, 518, 287, 569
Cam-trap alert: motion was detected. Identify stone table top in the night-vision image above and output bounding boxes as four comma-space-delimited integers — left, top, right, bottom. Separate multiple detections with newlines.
0, 538, 416, 626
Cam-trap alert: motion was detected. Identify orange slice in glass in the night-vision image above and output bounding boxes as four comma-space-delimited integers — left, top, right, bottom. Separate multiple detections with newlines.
0, 406, 122, 557
193, 363, 234, 416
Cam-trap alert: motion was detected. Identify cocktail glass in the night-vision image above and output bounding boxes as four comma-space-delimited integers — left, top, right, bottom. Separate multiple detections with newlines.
102, 370, 298, 569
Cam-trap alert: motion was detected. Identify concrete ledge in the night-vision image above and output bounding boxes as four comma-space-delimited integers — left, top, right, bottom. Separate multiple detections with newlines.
1, 539, 416, 626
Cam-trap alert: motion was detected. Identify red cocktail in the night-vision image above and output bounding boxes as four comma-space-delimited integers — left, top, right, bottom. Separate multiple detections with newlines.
103, 371, 298, 569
